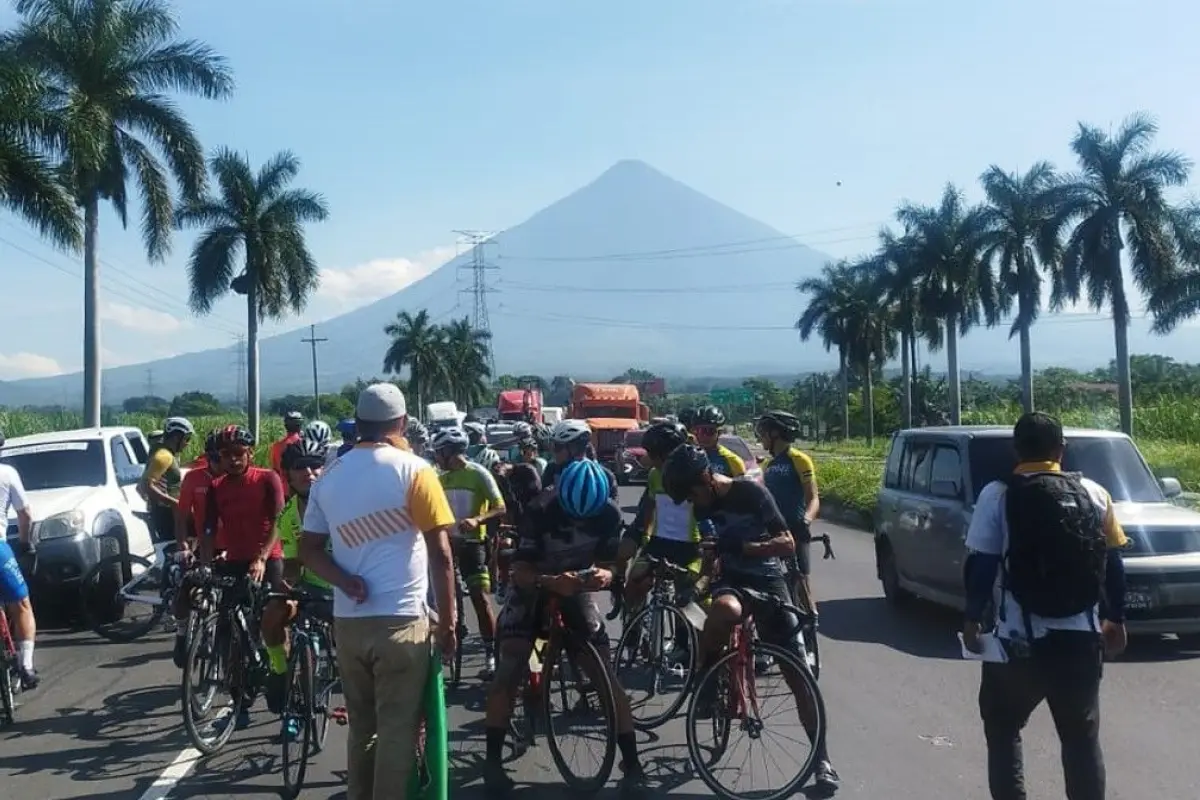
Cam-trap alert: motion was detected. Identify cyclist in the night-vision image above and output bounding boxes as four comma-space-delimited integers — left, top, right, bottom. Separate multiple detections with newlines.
482, 459, 650, 798
464, 421, 488, 460
755, 410, 821, 613
334, 419, 356, 459
516, 437, 547, 475
270, 411, 304, 476
541, 420, 619, 499
690, 405, 745, 477
505, 421, 534, 462
432, 426, 507, 678
138, 416, 194, 542
263, 436, 334, 726
0, 431, 38, 689
474, 441, 504, 472
303, 420, 332, 449
174, 429, 224, 556
662, 444, 840, 792
406, 418, 430, 459
678, 407, 698, 444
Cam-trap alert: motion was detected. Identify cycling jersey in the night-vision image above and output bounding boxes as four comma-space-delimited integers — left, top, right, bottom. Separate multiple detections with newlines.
270, 433, 301, 476
697, 478, 789, 580
277, 495, 332, 590
207, 467, 286, 561
704, 444, 746, 478
144, 444, 182, 505
439, 461, 505, 541
541, 460, 620, 500
761, 447, 816, 534
0, 464, 29, 604
641, 467, 700, 544
178, 467, 218, 540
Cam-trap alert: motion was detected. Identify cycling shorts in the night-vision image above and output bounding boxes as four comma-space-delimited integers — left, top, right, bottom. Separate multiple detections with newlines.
151, 505, 176, 543
494, 589, 608, 686
629, 537, 701, 582
790, 539, 812, 577
214, 557, 285, 593
711, 574, 802, 653
454, 538, 491, 593
0, 540, 30, 603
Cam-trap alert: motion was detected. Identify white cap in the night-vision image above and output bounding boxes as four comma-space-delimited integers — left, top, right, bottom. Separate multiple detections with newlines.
356, 383, 407, 422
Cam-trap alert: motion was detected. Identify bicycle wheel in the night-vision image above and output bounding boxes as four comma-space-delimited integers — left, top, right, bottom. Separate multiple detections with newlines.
310, 631, 335, 754
507, 670, 539, 758
0, 659, 14, 726
802, 620, 821, 680
613, 602, 698, 729
448, 575, 466, 687
686, 641, 825, 800
182, 613, 240, 755
80, 552, 167, 642
541, 634, 617, 792
281, 637, 315, 799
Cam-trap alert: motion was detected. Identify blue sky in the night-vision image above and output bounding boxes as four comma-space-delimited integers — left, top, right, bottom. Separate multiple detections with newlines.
2, 0, 1199, 379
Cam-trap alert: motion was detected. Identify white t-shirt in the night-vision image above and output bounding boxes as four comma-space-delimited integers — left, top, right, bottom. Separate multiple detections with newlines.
0, 464, 29, 519
302, 444, 454, 619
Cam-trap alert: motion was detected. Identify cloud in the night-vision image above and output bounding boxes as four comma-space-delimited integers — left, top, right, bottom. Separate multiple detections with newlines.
317, 246, 457, 307
101, 301, 188, 334
0, 352, 63, 378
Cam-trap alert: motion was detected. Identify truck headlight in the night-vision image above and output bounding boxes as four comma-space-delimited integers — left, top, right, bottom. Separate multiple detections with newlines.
35, 510, 87, 541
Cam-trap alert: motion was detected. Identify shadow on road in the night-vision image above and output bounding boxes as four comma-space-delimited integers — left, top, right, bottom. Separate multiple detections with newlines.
1116, 634, 1200, 664
818, 596, 962, 660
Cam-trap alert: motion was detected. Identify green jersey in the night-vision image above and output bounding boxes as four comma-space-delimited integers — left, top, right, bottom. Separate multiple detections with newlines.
278, 495, 332, 590
439, 462, 505, 541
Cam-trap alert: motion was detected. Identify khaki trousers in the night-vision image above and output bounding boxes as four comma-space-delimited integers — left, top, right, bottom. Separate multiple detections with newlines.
334, 615, 431, 800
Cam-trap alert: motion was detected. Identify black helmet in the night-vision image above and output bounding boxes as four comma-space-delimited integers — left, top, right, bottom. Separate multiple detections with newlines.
642, 420, 688, 460
282, 437, 328, 470
204, 428, 222, 458
678, 407, 697, 430
283, 411, 304, 432
693, 405, 726, 427
756, 410, 801, 440
661, 444, 711, 503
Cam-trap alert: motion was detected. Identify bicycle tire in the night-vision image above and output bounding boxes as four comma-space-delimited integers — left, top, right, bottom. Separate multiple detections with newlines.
613, 602, 698, 730
0, 661, 14, 726
685, 640, 825, 800
182, 613, 239, 755
803, 622, 821, 680
80, 553, 166, 642
310, 630, 334, 754
449, 578, 466, 687
541, 634, 618, 793
281, 637, 314, 799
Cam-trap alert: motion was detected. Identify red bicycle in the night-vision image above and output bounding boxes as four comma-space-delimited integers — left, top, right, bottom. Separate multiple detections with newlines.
1, 602, 20, 726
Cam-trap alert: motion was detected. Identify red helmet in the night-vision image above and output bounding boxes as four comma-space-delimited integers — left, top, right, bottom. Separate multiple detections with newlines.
217, 424, 255, 448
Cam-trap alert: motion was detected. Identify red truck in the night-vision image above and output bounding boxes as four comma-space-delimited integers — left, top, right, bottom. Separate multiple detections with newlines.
497, 388, 542, 422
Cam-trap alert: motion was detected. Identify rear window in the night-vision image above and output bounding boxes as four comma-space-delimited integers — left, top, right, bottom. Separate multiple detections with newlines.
967, 436, 1164, 503
623, 431, 643, 447
720, 435, 754, 463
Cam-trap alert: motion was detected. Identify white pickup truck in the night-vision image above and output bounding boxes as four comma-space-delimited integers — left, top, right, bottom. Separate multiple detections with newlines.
1, 427, 157, 600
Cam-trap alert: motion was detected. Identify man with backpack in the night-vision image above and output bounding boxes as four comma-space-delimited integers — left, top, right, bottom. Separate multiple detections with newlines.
963, 412, 1128, 800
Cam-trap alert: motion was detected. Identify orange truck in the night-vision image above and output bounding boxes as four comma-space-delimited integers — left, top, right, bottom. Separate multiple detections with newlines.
569, 383, 650, 464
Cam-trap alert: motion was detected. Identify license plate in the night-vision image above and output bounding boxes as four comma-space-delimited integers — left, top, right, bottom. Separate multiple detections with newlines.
1125, 588, 1156, 610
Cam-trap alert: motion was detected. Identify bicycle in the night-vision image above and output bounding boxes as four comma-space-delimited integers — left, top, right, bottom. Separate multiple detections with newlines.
0, 598, 20, 727
181, 569, 269, 755
611, 555, 700, 729
789, 532, 835, 679
78, 540, 186, 643
506, 573, 618, 792
685, 586, 827, 800
279, 585, 339, 800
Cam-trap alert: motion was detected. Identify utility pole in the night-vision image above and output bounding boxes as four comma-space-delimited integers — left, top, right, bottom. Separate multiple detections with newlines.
454, 230, 499, 376
301, 324, 328, 417
811, 375, 819, 442
234, 335, 246, 412
145, 368, 155, 399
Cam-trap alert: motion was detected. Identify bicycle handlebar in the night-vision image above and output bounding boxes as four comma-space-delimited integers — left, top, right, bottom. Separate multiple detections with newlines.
809, 533, 835, 560
728, 586, 813, 636
605, 578, 625, 620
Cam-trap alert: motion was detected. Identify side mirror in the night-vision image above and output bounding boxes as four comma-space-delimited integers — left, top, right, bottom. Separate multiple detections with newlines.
1160, 476, 1183, 498
931, 479, 960, 499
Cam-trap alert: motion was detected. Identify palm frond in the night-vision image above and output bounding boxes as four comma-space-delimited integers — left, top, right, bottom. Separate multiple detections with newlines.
186, 224, 242, 313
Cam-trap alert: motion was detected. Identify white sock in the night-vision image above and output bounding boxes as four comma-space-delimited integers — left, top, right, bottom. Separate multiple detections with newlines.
18, 640, 33, 672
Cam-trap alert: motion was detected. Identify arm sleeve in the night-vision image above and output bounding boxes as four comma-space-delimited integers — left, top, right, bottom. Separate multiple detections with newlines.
177, 472, 198, 518
1102, 548, 1127, 623
6, 469, 28, 511
1100, 493, 1127, 548
511, 509, 543, 565
265, 471, 285, 521
964, 482, 1005, 555
726, 451, 746, 478
204, 483, 220, 538
963, 553, 1001, 622
144, 449, 173, 483
791, 451, 816, 487
757, 484, 789, 536
593, 501, 623, 562
408, 466, 456, 532
624, 486, 653, 543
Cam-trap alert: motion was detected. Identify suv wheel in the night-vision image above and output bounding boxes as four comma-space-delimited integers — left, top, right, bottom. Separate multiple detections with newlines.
878, 542, 910, 607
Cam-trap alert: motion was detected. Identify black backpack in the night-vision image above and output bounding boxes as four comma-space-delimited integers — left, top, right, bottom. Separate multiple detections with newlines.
1002, 471, 1107, 622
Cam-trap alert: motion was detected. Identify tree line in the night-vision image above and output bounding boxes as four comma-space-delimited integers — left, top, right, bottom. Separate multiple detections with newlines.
796, 113, 1200, 439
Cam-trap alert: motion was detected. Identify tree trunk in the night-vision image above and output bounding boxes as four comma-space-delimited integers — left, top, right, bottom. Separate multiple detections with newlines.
247, 274, 261, 446
900, 328, 912, 428
864, 363, 875, 444
82, 196, 101, 426
1114, 316, 1133, 436
946, 313, 961, 425
838, 347, 850, 439
1018, 323, 1034, 413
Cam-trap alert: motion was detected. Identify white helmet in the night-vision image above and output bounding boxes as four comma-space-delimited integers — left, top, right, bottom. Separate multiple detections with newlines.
163, 417, 195, 437
550, 419, 591, 445
303, 420, 332, 447
512, 421, 533, 438
431, 426, 470, 452
463, 421, 486, 442
475, 447, 502, 470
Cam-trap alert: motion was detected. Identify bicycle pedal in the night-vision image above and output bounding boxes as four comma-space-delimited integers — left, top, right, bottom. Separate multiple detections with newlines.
331, 707, 349, 726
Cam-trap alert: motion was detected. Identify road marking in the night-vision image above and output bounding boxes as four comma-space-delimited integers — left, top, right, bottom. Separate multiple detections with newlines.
136, 746, 202, 800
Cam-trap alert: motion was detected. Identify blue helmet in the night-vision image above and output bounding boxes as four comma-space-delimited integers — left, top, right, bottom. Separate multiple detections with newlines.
336, 418, 356, 436
557, 459, 611, 519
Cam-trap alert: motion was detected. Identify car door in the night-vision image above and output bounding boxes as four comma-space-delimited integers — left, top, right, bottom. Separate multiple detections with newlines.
110, 435, 154, 557
890, 438, 937, 589
925, 442, 969, 594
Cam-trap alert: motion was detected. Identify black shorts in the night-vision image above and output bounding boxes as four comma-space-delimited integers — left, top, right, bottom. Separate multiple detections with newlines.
151, 505, 176, 543
712, 574, 801, 652
215, 557, 285, 593
790, 539, 812, 577
454, 538, 491, 591
496, 588, 608, 651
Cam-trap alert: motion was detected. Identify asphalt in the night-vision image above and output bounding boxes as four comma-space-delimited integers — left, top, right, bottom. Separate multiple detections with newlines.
3, 485, 1199, 799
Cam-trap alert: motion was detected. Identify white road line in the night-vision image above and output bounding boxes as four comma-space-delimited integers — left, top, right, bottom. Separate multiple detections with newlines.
135, 746, 203, 800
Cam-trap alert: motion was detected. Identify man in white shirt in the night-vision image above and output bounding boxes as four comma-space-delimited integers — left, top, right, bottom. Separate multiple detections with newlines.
299, 384, 456, 800
0, 433, 38, 689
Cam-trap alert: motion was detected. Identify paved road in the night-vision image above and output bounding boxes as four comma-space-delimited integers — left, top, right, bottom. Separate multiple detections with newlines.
4, 485, 1200, 799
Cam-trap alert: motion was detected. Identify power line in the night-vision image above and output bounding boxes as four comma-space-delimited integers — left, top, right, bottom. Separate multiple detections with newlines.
145, 368, 155, 398
301, 324, 328, 416
454, 230, 498, 375
498, 278, 797, 294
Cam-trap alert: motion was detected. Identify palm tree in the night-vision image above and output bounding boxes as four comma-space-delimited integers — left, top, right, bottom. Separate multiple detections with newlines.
3, 0, 234, 425
441, 317, 493, 409
843, 259, 897, 444
176, 149, 328, 442
0, 57, 78, 248
897, 184, 999, 425
1041, 113, 1194, 435
978, 162, 1058, 413
797, 261, 859, 438
383, 310, 448, 416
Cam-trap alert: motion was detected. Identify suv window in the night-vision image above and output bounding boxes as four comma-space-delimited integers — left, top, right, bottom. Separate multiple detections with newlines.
884, 437, 903, 487
930, 445, 962, 497
110, 437, 141, 486
967, 436, 1164, 503
900, 440, 934, 493
125, 433, 149, 464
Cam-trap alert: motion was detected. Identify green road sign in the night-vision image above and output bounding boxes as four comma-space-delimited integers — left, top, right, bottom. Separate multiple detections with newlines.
709, 388, 753, 404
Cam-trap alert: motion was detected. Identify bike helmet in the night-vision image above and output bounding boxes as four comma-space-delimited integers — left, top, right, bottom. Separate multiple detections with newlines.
533, 424, 552, 447
283, 411, 304, 431
163, 417, 195, 437
518, 436, 539, 451
303, 420, 332, 447
431, 426, 470, 453
678, 407, 697, 430
756, 410, 802, 440
642, 420, 688, 459
557, 458, 612, 518
549, 419, 591, 446
661, 444, 712, 503
406, 418, 429, 443
693, 405, 726, 427
511, 421, 533, 439
336, 418, 356, 436
463, 421, 486, 443
282, 437, 328, 470
217, 424, 255, 448
474, 447, 502, 471
204, 428, 222, 458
